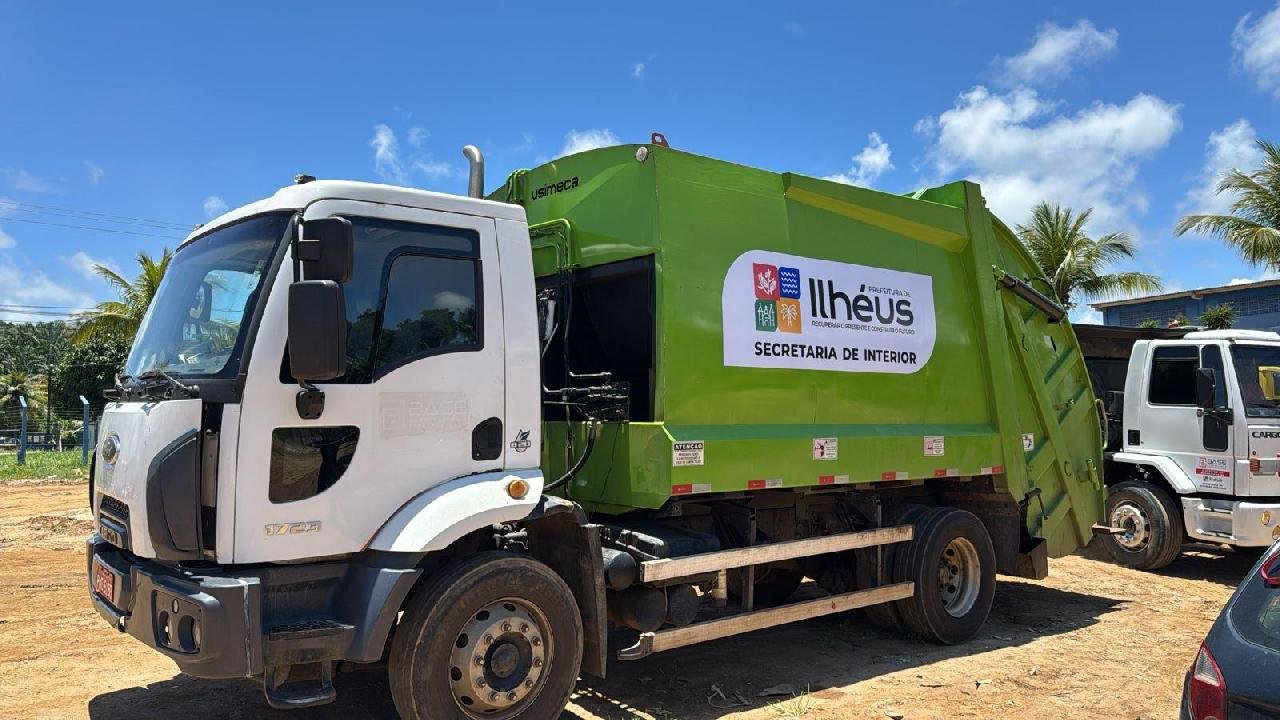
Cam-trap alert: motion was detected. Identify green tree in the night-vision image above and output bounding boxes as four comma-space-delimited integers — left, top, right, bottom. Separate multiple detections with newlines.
1176, 141, 1280, 267
72, 249, 172, 344
52, 334, 130, 412
1136, 319, 1161, 329
0, 322, 69, 375
0, 371, 48, 414
1198, 303, 1238, 330
1016, 202, 1162, 309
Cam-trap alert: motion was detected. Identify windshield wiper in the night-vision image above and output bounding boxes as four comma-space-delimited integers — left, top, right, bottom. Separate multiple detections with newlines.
136, 369, 200, 400
102, 373, 133, 402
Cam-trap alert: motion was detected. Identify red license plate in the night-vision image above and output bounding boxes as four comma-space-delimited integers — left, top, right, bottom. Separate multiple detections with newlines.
92, 559, 117, 604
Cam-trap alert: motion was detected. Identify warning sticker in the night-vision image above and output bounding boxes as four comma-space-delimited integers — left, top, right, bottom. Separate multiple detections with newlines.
1022, 433, 1034, 451
1195, 456, 1231, 478
672, 441, 705, 467
813, 437, 838, 460
924, 436, 945, 456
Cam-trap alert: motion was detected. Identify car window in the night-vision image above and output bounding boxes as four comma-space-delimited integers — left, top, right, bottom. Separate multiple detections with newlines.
1229, 550, 1280, 653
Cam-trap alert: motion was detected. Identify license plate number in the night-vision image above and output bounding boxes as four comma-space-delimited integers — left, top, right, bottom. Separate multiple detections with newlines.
92, 559, 117, 604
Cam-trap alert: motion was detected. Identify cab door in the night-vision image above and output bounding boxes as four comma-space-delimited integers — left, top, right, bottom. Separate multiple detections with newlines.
232, 201, 505, 563
1141, 343, 1234, 496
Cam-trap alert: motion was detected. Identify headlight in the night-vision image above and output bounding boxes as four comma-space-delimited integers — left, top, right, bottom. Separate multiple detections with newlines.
100, 433, 121, 466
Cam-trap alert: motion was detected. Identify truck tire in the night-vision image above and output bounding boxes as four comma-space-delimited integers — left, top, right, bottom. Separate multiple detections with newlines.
893, 508, 996, 645
1101, 481, 1184, 571
856, 504, 935, 632
388, 552, 583, 720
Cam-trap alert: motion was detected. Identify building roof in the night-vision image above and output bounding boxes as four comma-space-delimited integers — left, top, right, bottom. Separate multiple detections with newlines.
1090, 277, 1280, 309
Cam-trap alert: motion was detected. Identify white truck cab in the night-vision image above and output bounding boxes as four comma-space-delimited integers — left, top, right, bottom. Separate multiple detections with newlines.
1090, 328, 1280, 569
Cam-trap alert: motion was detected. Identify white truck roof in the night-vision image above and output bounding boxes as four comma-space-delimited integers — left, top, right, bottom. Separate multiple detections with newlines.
1182, 329, 1280, 341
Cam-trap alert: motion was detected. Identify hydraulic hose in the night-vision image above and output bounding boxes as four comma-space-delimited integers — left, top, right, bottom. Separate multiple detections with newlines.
544, 420, 599, 493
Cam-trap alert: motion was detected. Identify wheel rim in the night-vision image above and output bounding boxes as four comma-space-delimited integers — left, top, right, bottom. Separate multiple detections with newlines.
447, 597, 552, 719
937, 537, 982, 618
1110, 500, 1150, 551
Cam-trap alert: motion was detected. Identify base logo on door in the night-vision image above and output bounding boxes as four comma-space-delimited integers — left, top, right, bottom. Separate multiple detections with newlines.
509, 429, 532, 453
724, 250, 936, 373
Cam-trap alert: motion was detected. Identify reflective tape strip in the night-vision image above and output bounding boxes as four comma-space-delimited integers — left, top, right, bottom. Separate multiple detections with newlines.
672, 483, 714, 495
818, 475, 835, 485
980, 465, 1005, 475
933, 468, 960, 478
747, 478, 783, 490
880, 471, 909, 481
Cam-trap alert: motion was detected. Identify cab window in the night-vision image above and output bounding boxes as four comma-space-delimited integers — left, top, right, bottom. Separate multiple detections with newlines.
1148, 346, 1198, 405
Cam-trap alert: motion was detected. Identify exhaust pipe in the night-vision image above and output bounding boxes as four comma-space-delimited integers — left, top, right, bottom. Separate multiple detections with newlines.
462, 145, 484, 198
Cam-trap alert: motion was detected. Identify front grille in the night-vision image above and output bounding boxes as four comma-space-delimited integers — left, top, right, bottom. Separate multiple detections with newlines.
99, 494, 129, 521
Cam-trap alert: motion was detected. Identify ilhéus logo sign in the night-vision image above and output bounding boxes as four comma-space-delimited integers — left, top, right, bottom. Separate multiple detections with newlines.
723, 250, 936, 373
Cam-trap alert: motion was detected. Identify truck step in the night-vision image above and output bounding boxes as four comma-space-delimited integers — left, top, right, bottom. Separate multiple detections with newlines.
618, 581, 915, 660
267, 618, 355, 642
262, 660, 337, 710
638, 525, 912, 583
1195, 505, 1233, 516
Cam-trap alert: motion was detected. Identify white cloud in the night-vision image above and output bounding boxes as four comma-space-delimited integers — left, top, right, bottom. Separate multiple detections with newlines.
0, 168, 57, 193
825, 132, 895, 186
1182, 119, 1263, 216
413, 159, 455, 180
0, 225, 14, 249
784, 21, 804, 36
65, 251, 119, 282
0, 259, 95, 321
1233, 3, 1280, 99
918, 85, 1180, 230
84, 161, 104, 187
1228, 269, 1280, 286
997, 20, 1118, 87
632, 62, 647, 78
203, 195, 228, 218
407, 126, 429, 148
560, 129, 620, 157
370, 124, 407, 183
1070, 306, 1103, 325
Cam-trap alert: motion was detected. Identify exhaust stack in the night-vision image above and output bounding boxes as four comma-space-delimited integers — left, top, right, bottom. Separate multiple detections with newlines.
462, 145, 484, 199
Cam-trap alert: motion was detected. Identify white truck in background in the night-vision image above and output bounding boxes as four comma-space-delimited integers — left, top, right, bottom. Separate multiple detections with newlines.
1080, 326, 1280, 569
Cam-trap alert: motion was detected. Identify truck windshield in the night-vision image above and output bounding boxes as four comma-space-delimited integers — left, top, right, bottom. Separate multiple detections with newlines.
124, 213, 288, 379
1231, 344, 1280, 418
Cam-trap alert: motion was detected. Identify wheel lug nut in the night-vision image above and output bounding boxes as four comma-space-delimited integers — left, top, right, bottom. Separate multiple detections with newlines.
531, 637, 541, 647
507, 692, 517, 701
483, 634, 494, 645
524, 679, 534, 688
502, 621, 512, 632
533, 657, 543, 668
520, 623, 529, 633
476, 677, 486, 688
490, 691, 499, 702
474, 655, 485, 666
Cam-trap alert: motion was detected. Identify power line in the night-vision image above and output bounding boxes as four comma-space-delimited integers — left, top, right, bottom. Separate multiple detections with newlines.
0, 199, 192, 231
0, 215, 187, 240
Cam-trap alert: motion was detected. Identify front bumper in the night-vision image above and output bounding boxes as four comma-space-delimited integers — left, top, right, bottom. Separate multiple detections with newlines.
1182, 497, 1280, 547
87, 534, 263, 678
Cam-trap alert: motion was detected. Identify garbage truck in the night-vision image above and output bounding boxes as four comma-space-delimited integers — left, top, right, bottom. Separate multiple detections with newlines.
1077, 323, 1280, 570
86, 136, 1105, 717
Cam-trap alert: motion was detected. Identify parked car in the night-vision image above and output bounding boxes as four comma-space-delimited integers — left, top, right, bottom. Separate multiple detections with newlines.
1182, 539, 1280, 719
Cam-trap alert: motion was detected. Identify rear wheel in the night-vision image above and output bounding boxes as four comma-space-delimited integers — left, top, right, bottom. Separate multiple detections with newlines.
1101, 480, 1184, 571
893, 507, 996, 644
389, 552, 583, 720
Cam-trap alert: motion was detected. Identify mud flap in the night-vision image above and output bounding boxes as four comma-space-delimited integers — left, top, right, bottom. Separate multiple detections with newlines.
1013, 537, 1048, 580
526, 512, 608, 679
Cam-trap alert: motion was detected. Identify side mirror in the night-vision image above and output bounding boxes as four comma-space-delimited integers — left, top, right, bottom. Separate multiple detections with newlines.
1195, 367, 1217, 410
288, 280, 347, 381
297, 217, 353, 283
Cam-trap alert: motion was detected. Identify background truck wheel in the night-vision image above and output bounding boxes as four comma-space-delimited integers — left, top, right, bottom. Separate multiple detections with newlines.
1101, 481, 1184, 571
388, 552, 583, 720
893, 507, 996, 644
856, 504, 934, 632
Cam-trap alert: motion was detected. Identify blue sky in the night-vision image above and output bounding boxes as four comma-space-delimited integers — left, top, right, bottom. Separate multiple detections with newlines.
1, 2, 1279, 324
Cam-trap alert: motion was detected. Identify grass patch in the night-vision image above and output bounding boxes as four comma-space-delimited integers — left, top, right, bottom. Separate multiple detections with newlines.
0, 450, 89, 482
768, 687, 817, 719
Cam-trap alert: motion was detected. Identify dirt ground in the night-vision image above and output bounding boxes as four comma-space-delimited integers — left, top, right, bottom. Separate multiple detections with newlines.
0, 483, 1259, 720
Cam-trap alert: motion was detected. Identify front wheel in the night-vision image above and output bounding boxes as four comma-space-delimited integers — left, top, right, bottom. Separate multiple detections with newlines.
1100, 481, 1183, 571
388, 552, 583, 720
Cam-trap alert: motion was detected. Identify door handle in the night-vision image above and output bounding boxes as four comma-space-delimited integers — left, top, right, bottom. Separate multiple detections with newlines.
472, 417, 503, 461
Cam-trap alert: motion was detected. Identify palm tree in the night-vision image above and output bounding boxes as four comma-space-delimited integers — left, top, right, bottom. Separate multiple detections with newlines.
1016, 202, 1161, 309
72, 249, 172, 344
1176, 140, 1280, 267
0, 371, 47, 413
1199, 303, 1238, 330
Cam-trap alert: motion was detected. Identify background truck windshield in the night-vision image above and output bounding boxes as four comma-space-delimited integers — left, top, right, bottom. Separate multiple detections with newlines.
124, 213, 287, 379
1231, 344, 1280, 418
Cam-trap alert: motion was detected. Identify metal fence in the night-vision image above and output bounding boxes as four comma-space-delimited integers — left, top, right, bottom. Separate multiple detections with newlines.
0, 396, 97, 465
